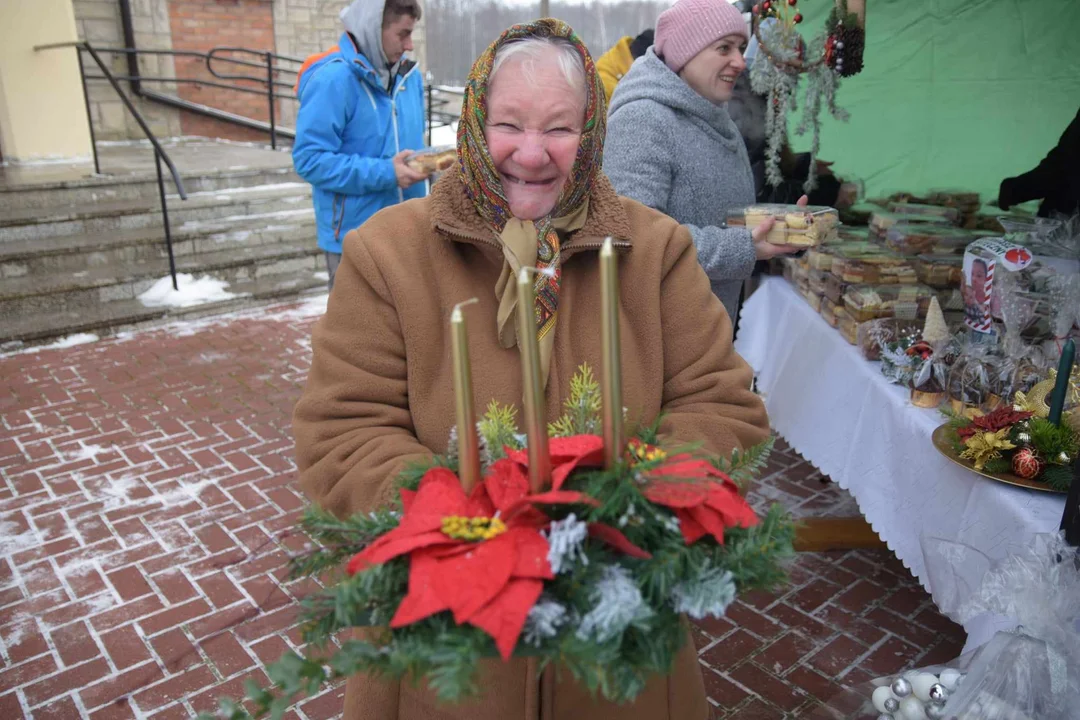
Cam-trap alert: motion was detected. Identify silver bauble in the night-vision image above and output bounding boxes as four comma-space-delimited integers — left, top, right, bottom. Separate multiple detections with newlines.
876, 715, 893, 720
836, 41, 845, 49
884, 697, 900, 712
926, 705, 946, 719
928, 684, 948, 704
891, 677, 913, 698
955, 674, 965, 688
1017, 432, 1031, 443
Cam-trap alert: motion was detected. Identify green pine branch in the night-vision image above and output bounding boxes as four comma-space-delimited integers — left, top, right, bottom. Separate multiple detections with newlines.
549, 363, 602, 437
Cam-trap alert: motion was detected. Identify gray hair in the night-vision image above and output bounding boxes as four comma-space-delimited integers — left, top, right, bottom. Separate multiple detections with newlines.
489, 37, 587, 103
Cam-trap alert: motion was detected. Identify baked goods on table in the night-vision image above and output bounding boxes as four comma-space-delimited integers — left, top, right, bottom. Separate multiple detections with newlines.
887, 201, 961, 224
743, 204, 840, 246
405, 146, 456, 174
830, 247, 917, 285
884, 223, 974, 255
842, 284, 935, 322
914, 254, 964, 288
869, 210, 954, 238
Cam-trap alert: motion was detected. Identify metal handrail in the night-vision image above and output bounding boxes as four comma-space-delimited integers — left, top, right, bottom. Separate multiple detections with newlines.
34, 40, 184, 292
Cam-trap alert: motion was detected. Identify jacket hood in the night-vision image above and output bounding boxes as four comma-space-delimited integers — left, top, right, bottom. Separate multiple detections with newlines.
340, 0, 396, 91
608, 48, 741, 150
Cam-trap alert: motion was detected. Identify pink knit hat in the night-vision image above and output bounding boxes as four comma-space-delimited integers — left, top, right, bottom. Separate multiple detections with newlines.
655, 0, 750, 73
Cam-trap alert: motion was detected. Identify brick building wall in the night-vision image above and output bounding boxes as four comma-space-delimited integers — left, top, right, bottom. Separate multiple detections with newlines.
71, 0, 428, 145
167, 0, 279, 143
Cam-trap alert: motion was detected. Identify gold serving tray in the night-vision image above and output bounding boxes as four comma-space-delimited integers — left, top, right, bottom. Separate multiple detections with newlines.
931, 424, 1067, 495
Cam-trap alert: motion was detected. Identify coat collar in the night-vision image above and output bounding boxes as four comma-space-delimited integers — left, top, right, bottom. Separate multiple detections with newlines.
428, 171, 634, 258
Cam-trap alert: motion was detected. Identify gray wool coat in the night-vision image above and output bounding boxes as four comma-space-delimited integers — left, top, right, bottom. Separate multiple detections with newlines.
604, 48, 757, 319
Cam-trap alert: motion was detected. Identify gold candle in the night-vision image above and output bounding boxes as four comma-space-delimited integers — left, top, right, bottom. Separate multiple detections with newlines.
600, 238, 624, 468
450, 299, 481, 492
516, 268, 551, 492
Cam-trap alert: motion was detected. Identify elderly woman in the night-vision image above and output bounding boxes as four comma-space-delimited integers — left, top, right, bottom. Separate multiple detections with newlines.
604, 0, 803, 320
294, 19, 769, 720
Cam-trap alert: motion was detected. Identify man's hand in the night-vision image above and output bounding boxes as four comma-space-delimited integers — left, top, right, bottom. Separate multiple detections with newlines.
393, 150, 429, 189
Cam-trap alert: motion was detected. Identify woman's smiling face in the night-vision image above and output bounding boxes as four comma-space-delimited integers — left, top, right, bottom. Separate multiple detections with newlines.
484, 54, 586, 220
677, 33, 748, 104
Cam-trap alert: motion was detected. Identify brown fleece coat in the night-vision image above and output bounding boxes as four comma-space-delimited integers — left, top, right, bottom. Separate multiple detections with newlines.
292, 172, 770, 720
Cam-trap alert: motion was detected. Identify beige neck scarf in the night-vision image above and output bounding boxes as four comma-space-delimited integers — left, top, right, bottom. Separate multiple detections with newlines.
493, 200, 589, 387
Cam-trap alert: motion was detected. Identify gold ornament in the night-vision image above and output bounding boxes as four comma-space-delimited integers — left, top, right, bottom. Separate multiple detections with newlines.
960, 429, 1016, 471
1013, 375, 1056, 418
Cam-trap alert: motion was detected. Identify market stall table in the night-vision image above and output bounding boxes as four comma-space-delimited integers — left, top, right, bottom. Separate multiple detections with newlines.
735, 276, 1065, 651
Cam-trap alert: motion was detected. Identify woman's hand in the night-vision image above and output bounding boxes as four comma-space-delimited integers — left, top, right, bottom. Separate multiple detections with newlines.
752, 195, 809, 260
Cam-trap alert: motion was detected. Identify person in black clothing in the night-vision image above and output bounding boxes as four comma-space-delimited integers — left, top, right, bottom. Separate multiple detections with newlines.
998, 107, 1080, 218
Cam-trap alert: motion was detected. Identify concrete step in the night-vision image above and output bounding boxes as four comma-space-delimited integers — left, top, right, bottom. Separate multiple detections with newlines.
0, 166, 302, 213
0, 183, 313, 243
0, 241, 323, 320
0, 209, 314, 279
0, 274, 327, 350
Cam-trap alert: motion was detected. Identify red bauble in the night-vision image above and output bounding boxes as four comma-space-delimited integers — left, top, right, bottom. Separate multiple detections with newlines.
1012, 447, 1044, 480
788, 0, 797, 5
794, 12, 803, 23
762, 0, 771, 10
753, 3, 760, 12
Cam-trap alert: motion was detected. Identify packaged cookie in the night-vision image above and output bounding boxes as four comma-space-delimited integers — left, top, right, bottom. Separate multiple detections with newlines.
830, 247, 910, 285
884, 223, 973, 255
887, 201, 961, 224
869, 211, 953, 239
807, 267, 830, 296
743, 203, 840, 246
914, 254, 965, 288
404, 145, 456, 174
842, 284, 935, 323
824, 273, 848, 304
821, 296, 841, 327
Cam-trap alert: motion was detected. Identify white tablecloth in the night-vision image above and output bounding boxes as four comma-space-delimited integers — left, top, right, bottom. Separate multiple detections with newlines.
735, 277, 1064, 650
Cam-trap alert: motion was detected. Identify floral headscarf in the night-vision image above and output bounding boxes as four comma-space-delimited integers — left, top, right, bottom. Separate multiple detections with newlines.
457, 19, 607, 384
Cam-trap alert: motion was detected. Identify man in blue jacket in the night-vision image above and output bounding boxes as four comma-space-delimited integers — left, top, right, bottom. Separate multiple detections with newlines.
293, 0, 430, 289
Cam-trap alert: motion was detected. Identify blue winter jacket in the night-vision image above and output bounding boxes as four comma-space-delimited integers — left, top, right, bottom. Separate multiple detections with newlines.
292, 32, 426, 254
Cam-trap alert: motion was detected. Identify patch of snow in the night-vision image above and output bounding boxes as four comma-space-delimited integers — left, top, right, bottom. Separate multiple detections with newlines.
0, 521, 41, 558
429, 122, 459, 147
179, 207, 312, 232
3, 333, 100, 356
40, 593, 116, 629
91, 475, 145, 507
185, 182, 307, 199
195, 352, 231, 364
313, 271, 329, 282
266, 293, 328, 321
138, 273, 239, 308
66, 444, 107, 462
1, 615, 37, 649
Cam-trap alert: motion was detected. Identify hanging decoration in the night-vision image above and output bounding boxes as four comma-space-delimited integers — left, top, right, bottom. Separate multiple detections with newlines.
749, 0, 865, 192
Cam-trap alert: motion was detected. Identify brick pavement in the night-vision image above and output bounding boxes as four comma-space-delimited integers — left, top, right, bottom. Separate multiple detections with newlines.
0, 296, 966, 719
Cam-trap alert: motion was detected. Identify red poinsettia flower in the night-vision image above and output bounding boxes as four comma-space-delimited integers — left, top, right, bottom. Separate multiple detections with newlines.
347, 467, 552, 659
636, 445, 759, 546
505, 434, 606, 491
503, 435, 651, 559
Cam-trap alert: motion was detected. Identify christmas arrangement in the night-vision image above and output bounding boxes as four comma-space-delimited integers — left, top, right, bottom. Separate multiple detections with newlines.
749, 0, 865, 191
208, 241, 795, 719
938, 339, 1077, 492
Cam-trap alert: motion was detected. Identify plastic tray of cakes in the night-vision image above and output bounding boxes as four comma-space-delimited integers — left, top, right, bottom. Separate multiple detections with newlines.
743, 204, 840, 247
404, 145, 456, 175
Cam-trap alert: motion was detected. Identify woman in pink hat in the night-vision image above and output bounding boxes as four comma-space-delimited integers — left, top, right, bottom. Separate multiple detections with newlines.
604, 0, 803, 322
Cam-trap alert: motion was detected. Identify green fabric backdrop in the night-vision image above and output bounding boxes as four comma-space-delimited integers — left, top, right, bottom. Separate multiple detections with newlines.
784, 0, 1080, 203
